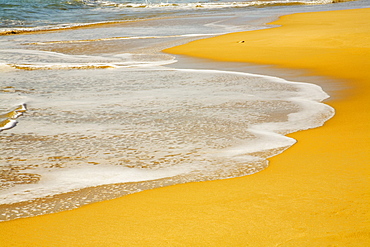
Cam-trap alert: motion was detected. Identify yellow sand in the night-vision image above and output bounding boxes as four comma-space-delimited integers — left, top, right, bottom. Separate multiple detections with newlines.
1, 8, 369, 246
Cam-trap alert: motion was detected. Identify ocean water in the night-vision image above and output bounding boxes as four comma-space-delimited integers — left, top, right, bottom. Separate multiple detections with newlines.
0, 0, 368, 221
0, 0, 355, 29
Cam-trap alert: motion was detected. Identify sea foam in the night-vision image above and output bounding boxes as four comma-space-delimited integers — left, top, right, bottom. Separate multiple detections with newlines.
0, 66, 334, 221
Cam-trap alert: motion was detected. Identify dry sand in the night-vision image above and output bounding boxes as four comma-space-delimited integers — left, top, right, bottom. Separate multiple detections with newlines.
1, 8, 369, 246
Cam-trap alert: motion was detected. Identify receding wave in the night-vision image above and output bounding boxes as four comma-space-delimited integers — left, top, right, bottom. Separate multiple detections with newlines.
0, 20, 133, 36
0, 67, 334, 221
27, 33, 218, 45
0, 49, 178, 70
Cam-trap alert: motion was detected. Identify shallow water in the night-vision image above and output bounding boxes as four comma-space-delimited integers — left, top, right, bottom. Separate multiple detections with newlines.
0, 0, 358, 30
0, 64, 334, 220
1, 0, 368, 221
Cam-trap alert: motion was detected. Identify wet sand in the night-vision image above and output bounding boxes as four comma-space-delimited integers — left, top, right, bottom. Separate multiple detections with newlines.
1, 8, 369, 246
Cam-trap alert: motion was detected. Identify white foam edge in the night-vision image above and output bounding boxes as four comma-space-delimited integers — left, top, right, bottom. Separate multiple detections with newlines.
1, 49, 178, 69
7, 60, 178, 70
0, 20, 134, 34
0, 163, 191, 204
160, 67, 332, 103
28, 33, 222, 45
159, 67, 335, 157
0, 49, 130, 61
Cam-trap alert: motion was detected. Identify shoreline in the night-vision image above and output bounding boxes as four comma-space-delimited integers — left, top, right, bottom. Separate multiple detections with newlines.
1, 8, 369, 246
167, 55, 348, 101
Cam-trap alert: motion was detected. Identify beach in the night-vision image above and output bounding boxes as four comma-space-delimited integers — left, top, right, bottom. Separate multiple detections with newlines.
1, 6, 369, 247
